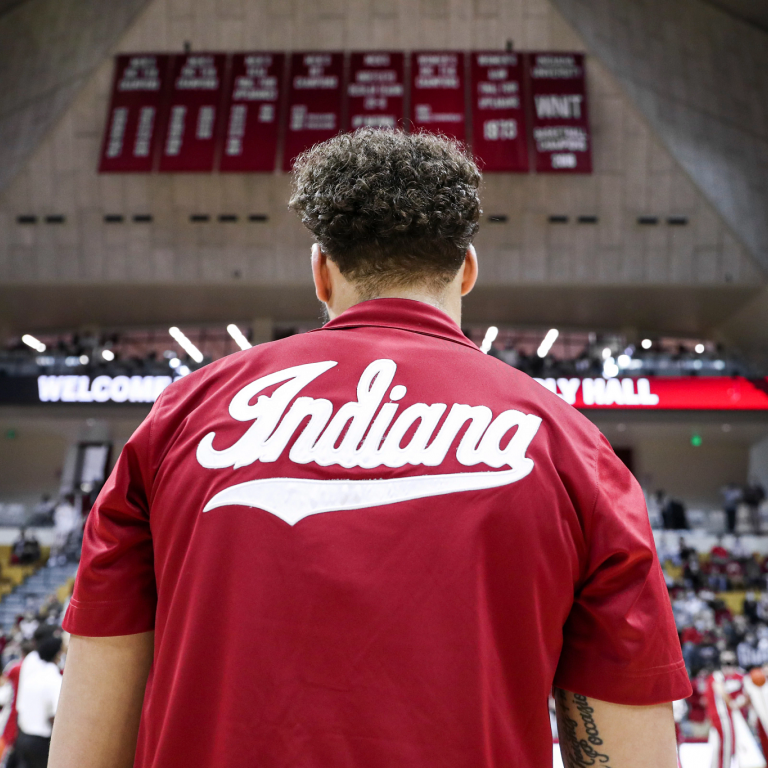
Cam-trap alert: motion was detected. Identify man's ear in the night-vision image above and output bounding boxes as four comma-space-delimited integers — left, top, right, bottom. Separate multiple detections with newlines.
311, 243, 332, 303
461, 245, 478, 296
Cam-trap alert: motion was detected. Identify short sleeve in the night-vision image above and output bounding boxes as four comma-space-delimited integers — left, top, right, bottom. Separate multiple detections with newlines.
554, 434, 692, 705
62, 404, 160, 637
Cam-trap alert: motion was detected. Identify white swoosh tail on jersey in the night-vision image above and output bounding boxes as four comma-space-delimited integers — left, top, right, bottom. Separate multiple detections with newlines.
203, 462, 534, 526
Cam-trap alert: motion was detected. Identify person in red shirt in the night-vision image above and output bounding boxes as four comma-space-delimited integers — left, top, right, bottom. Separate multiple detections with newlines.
704, 651, 765, 768
49, 129, 691, 768
0, 640, 31, 761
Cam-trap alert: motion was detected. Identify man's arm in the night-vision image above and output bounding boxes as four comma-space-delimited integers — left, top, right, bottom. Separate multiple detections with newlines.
555, 688, 678, 768
49, 632, 154, 768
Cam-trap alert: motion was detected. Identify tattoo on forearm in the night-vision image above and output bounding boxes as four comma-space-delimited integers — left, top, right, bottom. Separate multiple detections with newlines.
556, 689, 613, 768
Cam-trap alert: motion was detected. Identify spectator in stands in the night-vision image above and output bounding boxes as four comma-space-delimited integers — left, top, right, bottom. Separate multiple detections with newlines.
711, 537, 730, 561
11, 529, 41, 566
707, 539, 731, 592
725, 557, 745, 590
660, 492, 688, 530
683, 556, 705, 591
0, 639, 33, 762
744, 592, 760, 624
737, 632, 768, 669
51, 495, 78, 566
28, 495, 55, 527
657, 490, 671, 529
678, 536, 696, 562
10, 530, 26, 565
744, 482, 766, 535
19, 613, 38, 642
15, 632, 63, 768
721, 482, 742, 534
745, 554, 765, 590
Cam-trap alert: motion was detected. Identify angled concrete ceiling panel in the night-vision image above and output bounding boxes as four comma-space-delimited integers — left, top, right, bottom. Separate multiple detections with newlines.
705, 0, 768, 32
549, 0, 768, 276
0, 0, 152, 193
0, 0, 764, 345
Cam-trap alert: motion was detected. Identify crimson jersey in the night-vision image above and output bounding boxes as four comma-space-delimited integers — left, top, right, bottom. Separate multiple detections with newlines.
2, 660, 21, 745
706, 671, 746, 717
64, 299, 691, 768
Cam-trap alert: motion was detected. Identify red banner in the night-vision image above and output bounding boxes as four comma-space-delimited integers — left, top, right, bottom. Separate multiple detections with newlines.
282, 52, 345, 171
345, 52, 405, 131
470, 52, 529, 172
157, 53, 227, 172
526, 52, 592, 173
99, 54, 171, 173
218, 53, 285, 172
534, 377, 768, 410
409, 52, 466, 142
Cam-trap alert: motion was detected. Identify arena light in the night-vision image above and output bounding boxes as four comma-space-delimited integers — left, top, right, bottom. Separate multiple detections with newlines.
22, 334, 46, 353
603, 358, 620, 379
169, 326, 204, 363
695, 343, 705, 354
227, 323, 252, 350
101, 349, 115, 361
480, 326, 498, 354
617, 354, 631, 368
601, 347, 612, 360
536, 329, 559, 358
641, 339, 652, 350
79, 354, 89, 365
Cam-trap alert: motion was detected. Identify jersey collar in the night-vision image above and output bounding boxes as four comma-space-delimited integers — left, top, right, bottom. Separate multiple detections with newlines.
315, 298, 480, 352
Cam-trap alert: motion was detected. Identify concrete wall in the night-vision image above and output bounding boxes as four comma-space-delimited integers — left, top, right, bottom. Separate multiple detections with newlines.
0, 426, 67, 503
0, 0, 761, 296
0, 409, 147, 505
750, 436, 768, 488
633, 439, 749, 509
549, 0, 768, 276
0, 0, 152, 193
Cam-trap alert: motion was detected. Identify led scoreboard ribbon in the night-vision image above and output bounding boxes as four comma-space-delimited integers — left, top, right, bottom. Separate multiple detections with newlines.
0, 376, 766, 410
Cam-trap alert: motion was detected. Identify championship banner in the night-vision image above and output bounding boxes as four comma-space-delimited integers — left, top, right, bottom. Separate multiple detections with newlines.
283, 52, 345, 171
157, 53, 227, 172
219, 53, 285, 172
99, 54, 171, 172
535, 376, 768, 410
526, 52, 592, 173
345, 52, 405, 131
409, 51, 466, 142
470, 51, 529, 172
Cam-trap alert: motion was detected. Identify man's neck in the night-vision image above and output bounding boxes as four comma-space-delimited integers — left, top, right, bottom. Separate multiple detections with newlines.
327, 286, 461, 326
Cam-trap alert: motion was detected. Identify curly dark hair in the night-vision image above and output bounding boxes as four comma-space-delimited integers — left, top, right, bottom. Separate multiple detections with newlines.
289, 128, 482, 298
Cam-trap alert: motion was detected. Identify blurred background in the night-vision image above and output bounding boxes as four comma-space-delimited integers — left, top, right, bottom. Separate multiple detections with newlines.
0, 0, 767, 764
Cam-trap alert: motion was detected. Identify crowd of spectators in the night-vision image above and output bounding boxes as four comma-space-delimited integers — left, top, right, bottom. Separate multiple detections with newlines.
0, 618, 66, 766
1, 326, 760, 380
664, 534, 768, 737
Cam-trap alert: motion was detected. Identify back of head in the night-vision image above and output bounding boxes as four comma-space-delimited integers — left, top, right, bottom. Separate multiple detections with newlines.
37, 634, 62, 663
289, 128, 482, 299
33, 623, 59, 643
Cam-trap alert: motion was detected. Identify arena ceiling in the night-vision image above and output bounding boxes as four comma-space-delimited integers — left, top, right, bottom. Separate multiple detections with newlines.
704, 0, 768, 31
0, 283, 760, 340
1, 0, 767, 363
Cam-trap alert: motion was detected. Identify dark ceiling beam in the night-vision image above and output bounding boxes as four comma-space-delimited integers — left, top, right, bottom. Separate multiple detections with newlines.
701, 0, 768, 33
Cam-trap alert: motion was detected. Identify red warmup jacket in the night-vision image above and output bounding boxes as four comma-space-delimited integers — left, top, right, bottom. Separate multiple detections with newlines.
64, 299, 691, 768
